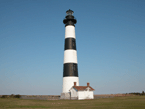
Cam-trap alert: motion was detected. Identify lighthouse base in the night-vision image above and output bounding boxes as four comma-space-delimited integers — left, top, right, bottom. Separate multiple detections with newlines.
60, 93, 70, 99
62, 77, 79, 93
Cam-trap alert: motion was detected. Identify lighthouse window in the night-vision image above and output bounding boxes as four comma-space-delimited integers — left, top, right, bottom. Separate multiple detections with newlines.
74, 65, 76, 71
72, 40, 75, 47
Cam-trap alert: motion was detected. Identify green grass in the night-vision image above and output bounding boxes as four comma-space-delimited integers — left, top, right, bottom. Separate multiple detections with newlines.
0, 96, 145, 109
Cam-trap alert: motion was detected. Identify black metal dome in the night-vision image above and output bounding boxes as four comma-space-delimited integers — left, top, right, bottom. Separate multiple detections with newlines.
63, 9, 77, 27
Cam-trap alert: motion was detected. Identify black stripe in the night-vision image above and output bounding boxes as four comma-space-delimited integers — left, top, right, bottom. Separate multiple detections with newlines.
65, 38, 76, 50
63, 63, 78, 77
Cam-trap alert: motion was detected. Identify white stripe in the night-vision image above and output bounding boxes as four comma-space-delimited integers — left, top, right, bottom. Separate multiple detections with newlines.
64, 50, 77, 64
65, 25, 76, 39
63, 77, 79, 93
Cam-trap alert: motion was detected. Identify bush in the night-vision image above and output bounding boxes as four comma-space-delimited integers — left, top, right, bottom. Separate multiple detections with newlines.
142, 91, 144, 95
14, 94, 21, 98
10, 94, 15, 98
1, 95, 8, 98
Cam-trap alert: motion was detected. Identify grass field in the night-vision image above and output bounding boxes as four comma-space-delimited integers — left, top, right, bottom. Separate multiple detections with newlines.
0, 96, 145, 109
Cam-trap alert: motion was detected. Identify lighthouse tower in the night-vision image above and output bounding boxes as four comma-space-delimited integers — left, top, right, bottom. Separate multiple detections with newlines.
61, 9, 79, 98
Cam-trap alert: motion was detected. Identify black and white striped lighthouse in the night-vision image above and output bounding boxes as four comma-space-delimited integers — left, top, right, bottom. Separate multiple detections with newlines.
62, 9, 79, 94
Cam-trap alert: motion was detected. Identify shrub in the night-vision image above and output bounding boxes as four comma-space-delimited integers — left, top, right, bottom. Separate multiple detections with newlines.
1, 95, 8, 98
10, 94, 15, 98
14, 94, 21, 98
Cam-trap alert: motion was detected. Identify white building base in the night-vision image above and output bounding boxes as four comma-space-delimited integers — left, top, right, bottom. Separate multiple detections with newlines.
78, 91, 94, 100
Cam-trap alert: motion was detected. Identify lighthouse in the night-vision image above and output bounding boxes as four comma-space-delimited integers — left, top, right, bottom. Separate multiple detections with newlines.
61, 9, 79, 99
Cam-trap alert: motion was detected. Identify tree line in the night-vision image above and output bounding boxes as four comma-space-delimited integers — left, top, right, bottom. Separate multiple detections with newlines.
0, 94, 21, 98
128, 91, 145, 95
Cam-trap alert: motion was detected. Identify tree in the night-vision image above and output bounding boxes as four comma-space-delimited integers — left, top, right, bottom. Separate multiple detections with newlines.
142, 91, 144, 95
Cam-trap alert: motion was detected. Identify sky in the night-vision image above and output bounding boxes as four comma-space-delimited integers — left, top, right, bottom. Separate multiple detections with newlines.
0, 0, 145, 95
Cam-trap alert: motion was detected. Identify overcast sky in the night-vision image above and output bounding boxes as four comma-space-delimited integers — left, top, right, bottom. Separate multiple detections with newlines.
0, 0, 145, 95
